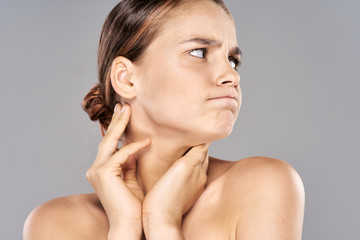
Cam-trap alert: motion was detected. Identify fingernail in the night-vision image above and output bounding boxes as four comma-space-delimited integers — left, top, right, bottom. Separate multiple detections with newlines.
120, 105, 126, 113
114, 104, 118, 113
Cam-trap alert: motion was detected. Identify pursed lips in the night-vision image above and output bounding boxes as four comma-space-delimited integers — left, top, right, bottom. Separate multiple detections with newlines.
211, 96, 236, 100
208, 95, 239, 103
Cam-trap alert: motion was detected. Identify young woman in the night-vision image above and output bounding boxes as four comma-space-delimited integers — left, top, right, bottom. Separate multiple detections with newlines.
24, 0, 305, 239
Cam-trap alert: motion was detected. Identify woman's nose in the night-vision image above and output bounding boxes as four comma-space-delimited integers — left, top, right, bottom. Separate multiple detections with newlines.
215, 61, 240, 88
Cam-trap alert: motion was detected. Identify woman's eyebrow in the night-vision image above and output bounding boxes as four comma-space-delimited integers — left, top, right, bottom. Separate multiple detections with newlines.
180, 37, 242, 58
180, 37, 222, 47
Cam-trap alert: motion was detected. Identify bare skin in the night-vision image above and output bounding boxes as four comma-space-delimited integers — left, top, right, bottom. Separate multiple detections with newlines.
23, 105, 304, 239
24, 1, 305, 239
23, 157, 304, 239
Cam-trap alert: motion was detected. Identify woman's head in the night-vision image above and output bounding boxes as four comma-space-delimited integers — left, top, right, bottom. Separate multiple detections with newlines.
83, 0, 241, 144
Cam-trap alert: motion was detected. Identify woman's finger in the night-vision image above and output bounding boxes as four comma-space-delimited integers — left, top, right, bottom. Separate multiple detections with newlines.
105, 104, 130, 141
97, 104, 130, 159
107, 138, 151, 166
106, 103, 123, 132
180, 142, 210, 167
88, 138, 151, 196
201, 149, 210, 173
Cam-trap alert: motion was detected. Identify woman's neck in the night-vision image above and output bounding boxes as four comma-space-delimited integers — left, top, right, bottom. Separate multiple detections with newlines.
122, 134, 193, 195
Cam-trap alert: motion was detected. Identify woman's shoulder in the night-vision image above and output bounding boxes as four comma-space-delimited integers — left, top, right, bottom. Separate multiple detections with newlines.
23, 193, 108, 240
206, 156, 305, 238
208, 156, 305, 203
208, 155, 304, 192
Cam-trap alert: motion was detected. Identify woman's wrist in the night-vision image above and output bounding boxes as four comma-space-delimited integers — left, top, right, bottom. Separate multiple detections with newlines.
107, 227, 142, 240
142, 213, 184, 240
143, 224, 184, 240
107, 220, 143, 240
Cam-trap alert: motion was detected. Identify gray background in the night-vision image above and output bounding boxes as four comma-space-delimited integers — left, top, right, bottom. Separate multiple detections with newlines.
0, 0, 359, 239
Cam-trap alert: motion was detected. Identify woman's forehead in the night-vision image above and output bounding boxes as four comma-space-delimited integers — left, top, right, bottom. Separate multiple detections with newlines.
156, 1, 237, 46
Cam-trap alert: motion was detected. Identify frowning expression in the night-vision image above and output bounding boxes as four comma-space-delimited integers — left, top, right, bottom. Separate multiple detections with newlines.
133, 0, 242, 143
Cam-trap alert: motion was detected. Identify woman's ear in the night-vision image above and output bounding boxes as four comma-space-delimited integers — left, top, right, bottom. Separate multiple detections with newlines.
110, 56, 138, 100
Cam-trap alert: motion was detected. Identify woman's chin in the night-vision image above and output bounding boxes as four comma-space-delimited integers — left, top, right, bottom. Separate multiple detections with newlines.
189, 126, 234, 144
210, 127, 234, 141
211, 118, 236, 139
189, 117, 236, 143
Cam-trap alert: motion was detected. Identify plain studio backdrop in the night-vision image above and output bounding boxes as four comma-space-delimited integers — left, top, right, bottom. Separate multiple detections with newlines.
1, 0, 359, 239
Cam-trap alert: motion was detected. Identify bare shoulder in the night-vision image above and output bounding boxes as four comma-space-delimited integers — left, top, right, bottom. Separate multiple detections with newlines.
224, 156, 304, 191
211, 156, 305, 239
23, 193, 108, 240
208, 156, 304, 196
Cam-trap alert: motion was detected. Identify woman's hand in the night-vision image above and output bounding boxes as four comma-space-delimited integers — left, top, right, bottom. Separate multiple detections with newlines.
86, 103, 151, 239
142, 142, 210, 239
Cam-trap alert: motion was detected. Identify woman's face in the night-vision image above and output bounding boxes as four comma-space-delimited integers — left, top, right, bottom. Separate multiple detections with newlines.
132, 0, 242, 144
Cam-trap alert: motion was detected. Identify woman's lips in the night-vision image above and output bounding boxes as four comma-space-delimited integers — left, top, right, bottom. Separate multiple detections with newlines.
210, 96, 236, 100
208, 96, 238, 110
209, 96, 238, 103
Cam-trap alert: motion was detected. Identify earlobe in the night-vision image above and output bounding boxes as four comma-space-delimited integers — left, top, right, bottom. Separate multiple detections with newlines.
110, 56, 137, 100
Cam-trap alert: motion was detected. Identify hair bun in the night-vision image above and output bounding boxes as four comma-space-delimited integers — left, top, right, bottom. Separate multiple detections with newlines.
82, 83, 112, 129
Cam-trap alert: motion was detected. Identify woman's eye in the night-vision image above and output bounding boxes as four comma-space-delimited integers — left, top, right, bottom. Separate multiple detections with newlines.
189, 49, 240, 70
189, 48, 206, 58
229, 57, 240, 71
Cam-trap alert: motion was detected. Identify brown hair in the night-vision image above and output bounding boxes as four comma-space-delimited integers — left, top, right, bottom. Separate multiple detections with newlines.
82, 0, 231, 131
